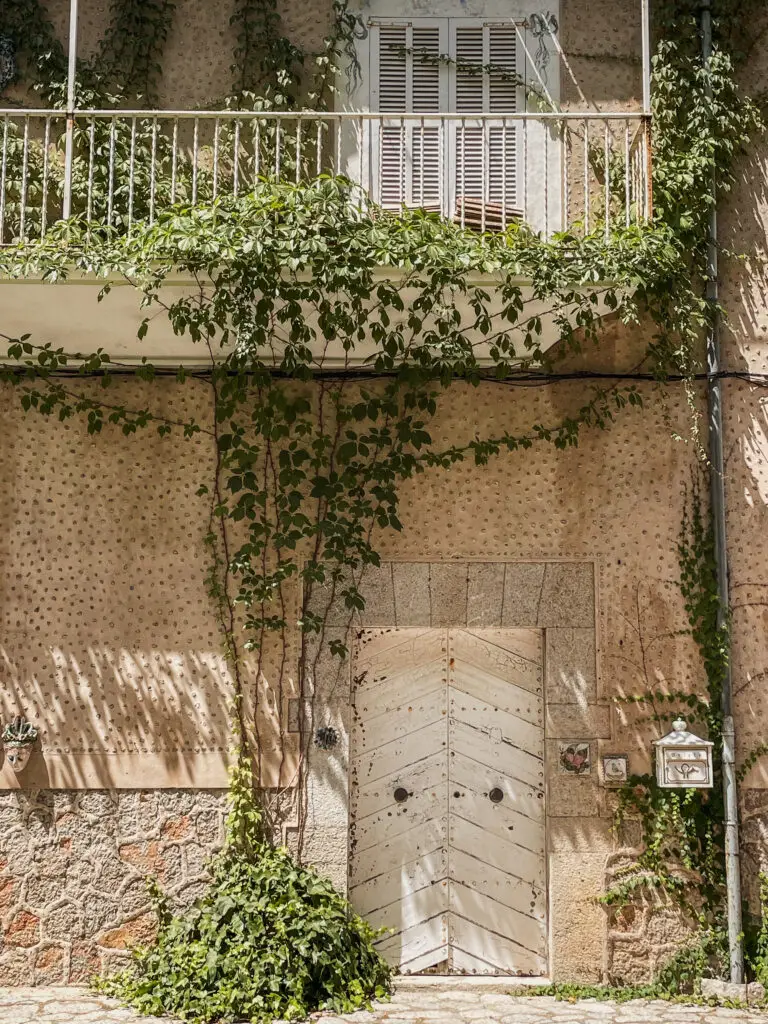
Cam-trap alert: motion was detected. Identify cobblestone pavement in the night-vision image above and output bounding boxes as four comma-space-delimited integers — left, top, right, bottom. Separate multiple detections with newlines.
2, 986, 768, 1024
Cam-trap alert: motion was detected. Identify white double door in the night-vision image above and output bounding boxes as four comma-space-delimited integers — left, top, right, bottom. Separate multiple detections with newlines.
349, 628, 547, 976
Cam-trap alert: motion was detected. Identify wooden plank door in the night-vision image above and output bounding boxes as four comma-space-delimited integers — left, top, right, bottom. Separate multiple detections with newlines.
349, 627, 546, 976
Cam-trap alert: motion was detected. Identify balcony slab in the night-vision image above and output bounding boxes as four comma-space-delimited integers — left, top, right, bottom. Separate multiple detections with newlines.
0, 270, 616, 368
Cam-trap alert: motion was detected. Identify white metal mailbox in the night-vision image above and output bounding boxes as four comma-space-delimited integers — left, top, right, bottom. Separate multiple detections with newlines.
653, 718, 714, 789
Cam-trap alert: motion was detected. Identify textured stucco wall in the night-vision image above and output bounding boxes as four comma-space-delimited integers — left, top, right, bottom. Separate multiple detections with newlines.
25, 0, 643, 109
37, 0, 334, 107
0, 332, 706, 983
712, 11, 768, 911
0, 379, 233, 791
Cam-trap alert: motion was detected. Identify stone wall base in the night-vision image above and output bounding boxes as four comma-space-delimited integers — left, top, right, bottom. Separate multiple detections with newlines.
0, 790, 226, 985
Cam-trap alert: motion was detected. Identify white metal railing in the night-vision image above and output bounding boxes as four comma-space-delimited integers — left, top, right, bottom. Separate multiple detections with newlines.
0, 109, 651, 244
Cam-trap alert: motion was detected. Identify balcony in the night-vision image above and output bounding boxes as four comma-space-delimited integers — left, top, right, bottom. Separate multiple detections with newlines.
0, 108, 651, 245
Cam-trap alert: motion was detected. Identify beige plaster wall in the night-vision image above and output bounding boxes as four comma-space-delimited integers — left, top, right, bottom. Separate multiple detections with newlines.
35, 0, 334, 107
0, 379, 232, 790
20, 0, 643, 109
713, 33, 768, 910
0, 323, 706, 983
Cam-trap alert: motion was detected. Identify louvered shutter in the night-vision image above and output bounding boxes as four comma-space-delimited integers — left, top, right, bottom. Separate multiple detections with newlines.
370, 21, 446, 211
369, 20, 521, 225
452, 23, 521, 229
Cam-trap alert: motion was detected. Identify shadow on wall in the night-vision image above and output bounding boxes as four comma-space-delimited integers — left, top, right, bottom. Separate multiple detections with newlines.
720, 136, 768, 804
0, 643, 234, 789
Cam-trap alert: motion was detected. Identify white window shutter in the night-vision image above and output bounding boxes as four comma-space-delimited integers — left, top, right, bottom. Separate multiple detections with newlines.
371, 21, 446, 211
412, 26, 440, 112
455, 26, 484, 112
369, 19, 520, 224
452, 22, 521, 228
376, 25, 407, 112
488, 27, 518, 113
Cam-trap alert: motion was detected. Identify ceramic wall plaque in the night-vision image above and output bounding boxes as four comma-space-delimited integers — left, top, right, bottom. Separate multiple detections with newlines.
558, 741, 591, 776
602, 754, 629, 786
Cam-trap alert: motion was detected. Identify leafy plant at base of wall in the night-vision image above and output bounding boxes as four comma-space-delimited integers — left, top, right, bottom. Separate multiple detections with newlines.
747, 873, 768, 984
97, 753, 391, 1024
514, 973, 755, 1007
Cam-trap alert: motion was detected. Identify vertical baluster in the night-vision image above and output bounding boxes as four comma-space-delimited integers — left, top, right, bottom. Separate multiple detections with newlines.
0, 116, 8, 244
460, 118, 466, 229
335, 116, 342, 179
543, 121, 549, 239
107, 118, 116, 228
418, 117, 424, 208
233, 120, 241, 198
523, 116, 528, 224
87, 119, 96, 226
19, 116, 29, 240
481, 117, 487, 234
563, 121, 569, 232
624, 123, 631, 229
212, 118, 220, 201
583, 119, 590, 235
128, 117, 137, 231
501, 117, 507, 230
357, 115, 363, 213
604, 121, 610, 242
316, 120, 323, 178
377, 115, 382, 205
41, 117, 51, 238
192, 118, 199, 204
439, 115, 445, 221
254, 120, 261, 183
275, 119, 281, 179
295, 119, 302, 184
647, 122, 651, 221
399, 117, 405, 213
171, 119, 178, 204
149, 118, 158, 223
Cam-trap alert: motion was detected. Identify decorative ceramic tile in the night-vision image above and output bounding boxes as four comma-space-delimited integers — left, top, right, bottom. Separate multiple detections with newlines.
558, 741, 591, 776
602, 753, 629, 786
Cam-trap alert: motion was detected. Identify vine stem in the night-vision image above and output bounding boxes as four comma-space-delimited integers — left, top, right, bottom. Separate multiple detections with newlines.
205, 346, 248, 760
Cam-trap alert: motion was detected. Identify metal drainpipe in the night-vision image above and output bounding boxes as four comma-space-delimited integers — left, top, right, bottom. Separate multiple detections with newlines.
700, 0, 745, 985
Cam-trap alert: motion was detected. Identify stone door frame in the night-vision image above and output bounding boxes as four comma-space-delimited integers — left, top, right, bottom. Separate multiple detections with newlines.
300, 558, 606, 983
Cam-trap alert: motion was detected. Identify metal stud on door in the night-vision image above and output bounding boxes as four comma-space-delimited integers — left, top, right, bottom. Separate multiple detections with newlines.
349, 627, 547, 976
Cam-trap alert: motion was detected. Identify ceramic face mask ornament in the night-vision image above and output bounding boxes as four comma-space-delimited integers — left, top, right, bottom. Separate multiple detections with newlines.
2, 716, 38, 774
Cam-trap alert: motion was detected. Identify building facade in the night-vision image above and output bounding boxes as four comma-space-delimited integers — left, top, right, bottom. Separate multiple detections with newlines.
0, 0, 767, 990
